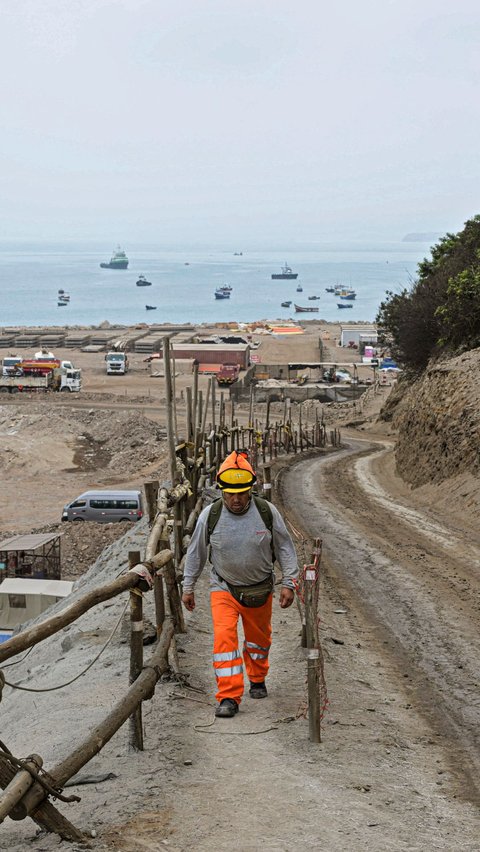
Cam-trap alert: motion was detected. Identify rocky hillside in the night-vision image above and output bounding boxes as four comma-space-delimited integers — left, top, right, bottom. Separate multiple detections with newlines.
383, 347, 480, 491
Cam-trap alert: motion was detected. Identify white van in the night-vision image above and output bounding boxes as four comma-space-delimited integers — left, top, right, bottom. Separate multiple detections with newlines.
61, 490, 143, 523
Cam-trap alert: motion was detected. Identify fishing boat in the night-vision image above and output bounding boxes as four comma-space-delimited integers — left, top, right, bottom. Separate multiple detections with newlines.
308, 296, 320, 300
281, 300, 292, 307
296, 284, 303, 292
145, 305, 157, 310
214, 285, 232, 299
271, 262, 298, 280
100, 246, 129, 269
57, 301, 68, 307
136, 275, 152, 287
294, 304, 319, 313
325, 287, 335, 293
339, 291, 356, 300
337, 302, 353, 309
57, 290, 70, 302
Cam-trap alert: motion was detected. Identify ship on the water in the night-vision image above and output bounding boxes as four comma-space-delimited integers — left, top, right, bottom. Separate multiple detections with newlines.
271, 262, 298, 280
100, 247, 129, 269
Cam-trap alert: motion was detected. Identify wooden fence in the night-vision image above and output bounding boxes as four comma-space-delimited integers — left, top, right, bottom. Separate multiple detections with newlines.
0, 337, 329, 842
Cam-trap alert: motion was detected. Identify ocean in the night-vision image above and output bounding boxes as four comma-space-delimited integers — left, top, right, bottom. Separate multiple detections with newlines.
0, 241, 431, 328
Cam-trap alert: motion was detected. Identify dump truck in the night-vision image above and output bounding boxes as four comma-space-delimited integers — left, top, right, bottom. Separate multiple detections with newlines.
106, 351, 129, 375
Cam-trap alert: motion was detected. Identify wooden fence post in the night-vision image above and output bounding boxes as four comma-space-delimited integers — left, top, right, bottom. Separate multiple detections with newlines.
262, 464, 272, 501
144, 480, 159, 525
304, 546, 322, 744
128, 551, 144, 751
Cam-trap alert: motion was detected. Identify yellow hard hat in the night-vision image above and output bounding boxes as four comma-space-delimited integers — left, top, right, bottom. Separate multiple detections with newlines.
217, 450, 256, 492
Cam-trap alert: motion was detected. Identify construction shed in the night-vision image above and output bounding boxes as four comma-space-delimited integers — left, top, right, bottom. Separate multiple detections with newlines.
0, 577, 74, 636
340, 324, 378, 348
0, 533, 62, 583
156, 343, 250, 369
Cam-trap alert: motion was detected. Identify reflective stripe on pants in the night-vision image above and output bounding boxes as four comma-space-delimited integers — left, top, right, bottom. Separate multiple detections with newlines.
210, 590, 273, 704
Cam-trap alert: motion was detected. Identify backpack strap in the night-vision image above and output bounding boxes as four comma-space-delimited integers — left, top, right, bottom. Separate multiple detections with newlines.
252, 495, 273, 534
206, 498, 223, 542
253, 495, 275, 562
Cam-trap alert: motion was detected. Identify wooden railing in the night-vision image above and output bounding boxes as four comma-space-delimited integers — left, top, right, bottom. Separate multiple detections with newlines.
0, 337, 334, 843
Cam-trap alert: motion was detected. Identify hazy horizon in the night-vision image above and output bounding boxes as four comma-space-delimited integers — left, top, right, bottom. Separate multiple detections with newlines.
1, 1, 479, 244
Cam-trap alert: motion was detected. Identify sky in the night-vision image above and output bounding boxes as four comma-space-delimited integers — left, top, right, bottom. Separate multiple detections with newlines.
1, 0, 479, 245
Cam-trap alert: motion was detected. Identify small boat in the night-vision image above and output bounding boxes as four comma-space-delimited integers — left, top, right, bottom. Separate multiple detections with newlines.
325, 287, 335, 293
296, 284, 303, 292
57, 301, 68, 307
272, 262, 298, 280
308, 296, 320, 300
337, 303, 353, 309
145, 305, 157, 310
233, 252, 243, 256
339, 291, 356, 300
281, 300, 292, 307
294, 304, 319, 313
100, 246, 129, 269
215, 289, 230, 299
136, 275, 152, 287
57, 289, 70, 302
219, 284, 232, 292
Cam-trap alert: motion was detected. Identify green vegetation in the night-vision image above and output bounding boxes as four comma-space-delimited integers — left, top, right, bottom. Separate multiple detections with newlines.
376, 215, 480, 373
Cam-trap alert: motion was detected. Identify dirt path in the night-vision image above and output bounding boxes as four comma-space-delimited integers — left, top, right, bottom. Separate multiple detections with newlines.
2, 424, 480, 849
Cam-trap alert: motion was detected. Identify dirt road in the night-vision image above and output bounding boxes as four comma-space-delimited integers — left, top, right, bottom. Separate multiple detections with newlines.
279, 433, 480, 800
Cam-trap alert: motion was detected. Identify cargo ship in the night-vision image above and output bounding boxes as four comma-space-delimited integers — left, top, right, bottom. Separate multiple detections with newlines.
271, 262, 298, 280
100, 246, 129, 269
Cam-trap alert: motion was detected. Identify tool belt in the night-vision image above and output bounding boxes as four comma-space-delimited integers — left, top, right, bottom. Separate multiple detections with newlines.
218, 572, 274, 608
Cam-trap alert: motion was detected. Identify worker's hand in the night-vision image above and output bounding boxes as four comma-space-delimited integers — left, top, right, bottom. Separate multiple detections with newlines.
182, 592, 196, 611
279, 587, 294, 608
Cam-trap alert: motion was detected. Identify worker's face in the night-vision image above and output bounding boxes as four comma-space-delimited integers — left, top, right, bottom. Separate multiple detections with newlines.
223, 490, 251, 514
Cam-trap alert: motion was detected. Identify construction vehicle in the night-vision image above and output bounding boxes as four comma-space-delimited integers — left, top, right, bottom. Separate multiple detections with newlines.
105, 351, 129, 375
0, 362, 81, 393
216, 364, 240, 386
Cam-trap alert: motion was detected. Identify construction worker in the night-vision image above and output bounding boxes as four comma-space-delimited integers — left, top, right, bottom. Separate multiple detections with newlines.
182, 450, 299, 718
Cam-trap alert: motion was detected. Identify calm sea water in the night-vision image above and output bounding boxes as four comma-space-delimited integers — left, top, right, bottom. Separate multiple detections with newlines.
0, 242, 430, 328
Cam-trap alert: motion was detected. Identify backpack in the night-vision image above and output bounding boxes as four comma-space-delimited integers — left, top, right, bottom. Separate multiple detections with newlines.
206, 495, 276, 562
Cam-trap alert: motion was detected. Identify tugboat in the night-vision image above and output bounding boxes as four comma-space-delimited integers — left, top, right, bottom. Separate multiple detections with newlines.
100, 246, 129, 269
271, 262, 298, 280
136, 275, 152, 287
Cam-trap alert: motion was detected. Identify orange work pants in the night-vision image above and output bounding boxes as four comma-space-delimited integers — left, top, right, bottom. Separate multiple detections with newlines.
210, 590, 273, 704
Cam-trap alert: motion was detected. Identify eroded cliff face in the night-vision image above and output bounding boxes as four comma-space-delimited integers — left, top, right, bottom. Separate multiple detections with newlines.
385, 348, 480, 489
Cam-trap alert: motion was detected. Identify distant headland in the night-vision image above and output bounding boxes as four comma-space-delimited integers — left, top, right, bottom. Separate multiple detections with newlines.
402, 232, 443, 243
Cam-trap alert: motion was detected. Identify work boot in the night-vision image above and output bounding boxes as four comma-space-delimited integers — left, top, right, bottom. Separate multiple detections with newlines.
215, 698, 239, 718
249, 681, 268, 699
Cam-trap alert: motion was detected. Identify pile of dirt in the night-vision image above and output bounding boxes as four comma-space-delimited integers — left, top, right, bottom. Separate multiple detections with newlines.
0, 404, 167, 475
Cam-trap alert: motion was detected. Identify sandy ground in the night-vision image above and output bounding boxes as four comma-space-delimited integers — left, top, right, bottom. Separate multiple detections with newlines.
1, 324, 479, 849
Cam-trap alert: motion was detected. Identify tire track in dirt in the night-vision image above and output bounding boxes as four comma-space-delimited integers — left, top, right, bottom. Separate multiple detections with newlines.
278, 440, 480, 802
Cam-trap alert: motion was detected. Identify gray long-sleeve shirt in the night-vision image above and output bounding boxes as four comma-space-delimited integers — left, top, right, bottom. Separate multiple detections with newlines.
183, 498, 299, 593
